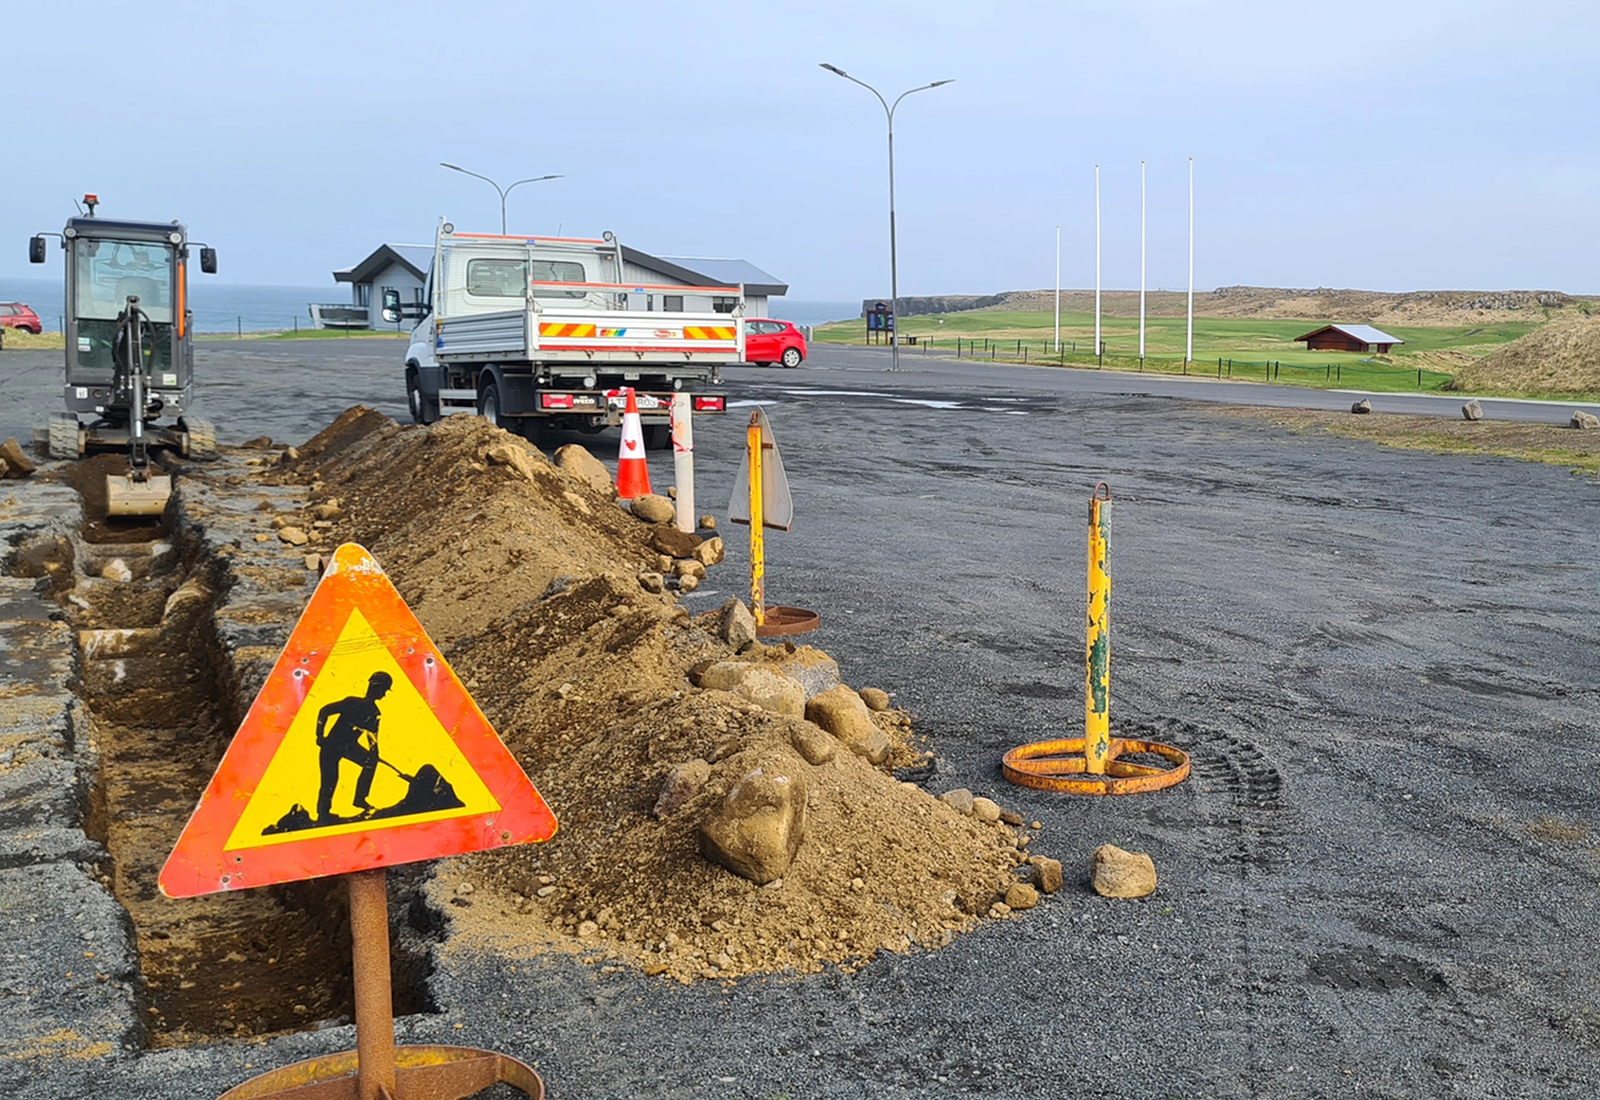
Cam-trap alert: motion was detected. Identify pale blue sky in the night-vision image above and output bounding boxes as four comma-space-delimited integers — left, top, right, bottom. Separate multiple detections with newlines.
3, 1, 1595, 298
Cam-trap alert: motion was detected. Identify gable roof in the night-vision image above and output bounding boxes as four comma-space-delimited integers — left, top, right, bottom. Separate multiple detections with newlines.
621, 247, 787, 297
334, 244, 433, 284
1294, 323, 1404, 346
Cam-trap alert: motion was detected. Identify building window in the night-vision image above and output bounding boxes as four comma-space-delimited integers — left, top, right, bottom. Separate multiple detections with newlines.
712, 297, 737, 314
663, 295, 684, 312
465, 258, 587, 299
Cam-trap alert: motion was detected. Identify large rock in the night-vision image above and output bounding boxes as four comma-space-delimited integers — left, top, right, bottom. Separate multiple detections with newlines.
768, 646, 841, 700
1031, 856, 1064, 894
1005, 883, 1040, 911
698, 661, 752, 691
790, 723, 837, 765
649, 526, 701, 559
631, 494, 675, 524
858, 687, 891, 712
1350, 399, 1372, 415
971, 796, 1002, 823
940, 788, 975, 816
692, 536, 726, 567
732, 668, 806, 718
806, 685, 889, 764
718, 598, 757, 650
654, 759, 711, 819
698, 748, 811, 884
485, 440, 542, 481
553, 443, 613, 494
0, 437, 35, 477
1091, 843, 1157, 898
1461, 400, 1484, 421
1571, 411, 1600, 430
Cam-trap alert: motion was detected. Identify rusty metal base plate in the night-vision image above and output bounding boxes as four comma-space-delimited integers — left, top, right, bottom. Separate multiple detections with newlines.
218, 1043, 544, 1099
756, 605, 820, 638
1002, 736, 1190, 795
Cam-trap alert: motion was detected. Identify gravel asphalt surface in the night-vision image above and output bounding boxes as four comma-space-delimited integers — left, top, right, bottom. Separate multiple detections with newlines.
4, 339, 1600, 1098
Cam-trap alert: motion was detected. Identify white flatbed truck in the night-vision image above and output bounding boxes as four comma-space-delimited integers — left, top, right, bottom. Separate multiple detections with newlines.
391, 223, 734, 446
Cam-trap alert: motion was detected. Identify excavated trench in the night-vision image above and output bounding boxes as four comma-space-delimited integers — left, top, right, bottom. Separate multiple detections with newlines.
30, 457, 429, 1048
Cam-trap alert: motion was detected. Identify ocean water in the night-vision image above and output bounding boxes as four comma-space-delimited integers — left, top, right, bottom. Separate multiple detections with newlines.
0, 275, 860, 334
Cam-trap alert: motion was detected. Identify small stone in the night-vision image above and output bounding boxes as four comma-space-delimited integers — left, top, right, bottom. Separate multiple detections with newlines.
649, 526, 701, 559
278, 526, 309, 547
1461, 400, 1483, 421
675, 559, 707, 580
456, 882, 474, 896
293, 1003, 308, 1015
1571, 410, 1600, 430
304, 554, 323, 572
666, 486, 678, 500
1091, 843, 1158, 898
253, 533, 271, 543
858, 687, 891, 712
1000, 810, 1024, 827
718, 598, 758, 650
1005, 883, 1039, 910
241, 436, 274, 449
790, 723, 837, 765
678, 573, 700, 593
693, 536, 726, 567
310, 501, 342, 520
277, 446, 299, 464
654, 759, 711, 819
1031, 857, 1064, 894
806, 685, 887, 763
312, 520, 333, 529
638, 571, 665, 594
655, 554, 674, 572
971, 797, 1002, 823
988, 902, 1012, 918
577, 920, 600, 939
699, 514, 717, 530
270, 514, 294, 529
1350, 399, 1372, 414
100, 558, 133, 583
713, 952, 733, 970
850, 877, 865, 892
940, 789, 975, 816
631, 494, 676, 524
536, 886, 557, 898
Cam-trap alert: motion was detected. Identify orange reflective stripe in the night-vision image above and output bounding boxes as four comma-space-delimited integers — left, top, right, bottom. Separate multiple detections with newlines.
683, 326, 736, 340
538, 323, 597, 338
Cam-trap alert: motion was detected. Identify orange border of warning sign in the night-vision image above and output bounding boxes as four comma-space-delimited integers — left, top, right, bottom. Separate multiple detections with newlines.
159, 543, 557, 898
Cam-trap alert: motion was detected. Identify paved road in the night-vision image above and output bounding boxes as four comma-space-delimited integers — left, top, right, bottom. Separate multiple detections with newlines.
9, 339, 1600, 1098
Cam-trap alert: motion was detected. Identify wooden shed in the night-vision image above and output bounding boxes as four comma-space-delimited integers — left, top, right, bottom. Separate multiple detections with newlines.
1294, 324, 1403, 354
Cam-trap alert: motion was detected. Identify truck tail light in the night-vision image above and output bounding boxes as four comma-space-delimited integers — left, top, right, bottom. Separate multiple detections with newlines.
693, 395, 726, 412
541, 393, 575, 410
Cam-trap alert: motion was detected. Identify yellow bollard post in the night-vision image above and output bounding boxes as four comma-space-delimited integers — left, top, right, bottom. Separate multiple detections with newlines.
1085, 482, 1111, 773
747, 412, 765, 625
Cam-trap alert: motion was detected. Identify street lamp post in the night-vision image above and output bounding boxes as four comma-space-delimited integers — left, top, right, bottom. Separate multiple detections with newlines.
820, 64, 952, 373
439, 163, 563, 235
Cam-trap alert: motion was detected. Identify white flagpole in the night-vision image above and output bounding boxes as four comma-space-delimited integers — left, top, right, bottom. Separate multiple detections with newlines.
1094, 165, 1101, 362
1186, 156, 1194, 366
1139, 159, 1146, 364
1054, 224, 1061, 353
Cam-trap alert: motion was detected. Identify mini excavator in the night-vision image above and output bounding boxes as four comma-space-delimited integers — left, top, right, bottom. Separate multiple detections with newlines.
29, 194, 219, 515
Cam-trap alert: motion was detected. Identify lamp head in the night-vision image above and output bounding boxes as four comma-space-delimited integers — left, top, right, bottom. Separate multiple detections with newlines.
820, 63, 847, 77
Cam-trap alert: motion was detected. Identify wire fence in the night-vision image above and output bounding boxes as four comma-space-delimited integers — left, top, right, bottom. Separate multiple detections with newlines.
889, 336, 1454, 392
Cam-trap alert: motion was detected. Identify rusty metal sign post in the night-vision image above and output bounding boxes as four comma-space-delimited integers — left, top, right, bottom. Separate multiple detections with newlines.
162, 544, 557, 1099
1002, 483, 1190, 795
729, 407, 818, 638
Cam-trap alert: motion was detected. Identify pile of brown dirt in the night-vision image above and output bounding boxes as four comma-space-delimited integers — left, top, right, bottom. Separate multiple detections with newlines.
258, 409, 1041, 983
1445, 312, 1600, 397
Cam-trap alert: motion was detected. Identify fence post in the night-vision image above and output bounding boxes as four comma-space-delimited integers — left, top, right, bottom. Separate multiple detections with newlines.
1417, 367, 1422, 389
237, 316, 242, 340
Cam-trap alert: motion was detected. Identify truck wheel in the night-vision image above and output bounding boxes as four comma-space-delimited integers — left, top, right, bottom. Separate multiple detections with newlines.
781, 347, 803, 368
47, 414, 80, 460
406, 367, 439, 425
183, 417, 218, 459
643, 424, 672, 450
478, 381, 503, 428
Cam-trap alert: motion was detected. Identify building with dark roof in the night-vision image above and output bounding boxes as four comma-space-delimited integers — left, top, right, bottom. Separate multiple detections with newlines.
312, 243, 787, 329
1294, 324, 1404, 354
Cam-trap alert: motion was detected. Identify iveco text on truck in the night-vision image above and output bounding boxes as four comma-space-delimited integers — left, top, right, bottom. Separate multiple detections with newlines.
391, 223, 733, 445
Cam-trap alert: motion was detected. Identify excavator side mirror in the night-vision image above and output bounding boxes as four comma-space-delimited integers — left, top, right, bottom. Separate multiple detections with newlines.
380, 288, 402, 324
199, 247, 217, 274
28, 236, 46, 264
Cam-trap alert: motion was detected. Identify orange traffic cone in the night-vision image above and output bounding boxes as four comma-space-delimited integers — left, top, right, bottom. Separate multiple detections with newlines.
616, 387, 652, 499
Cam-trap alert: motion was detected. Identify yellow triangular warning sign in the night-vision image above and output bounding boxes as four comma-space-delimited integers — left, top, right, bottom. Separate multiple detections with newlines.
159, 544, 557, 898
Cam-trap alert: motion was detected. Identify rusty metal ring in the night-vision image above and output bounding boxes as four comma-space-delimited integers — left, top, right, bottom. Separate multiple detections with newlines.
1002, 736, 1190, 796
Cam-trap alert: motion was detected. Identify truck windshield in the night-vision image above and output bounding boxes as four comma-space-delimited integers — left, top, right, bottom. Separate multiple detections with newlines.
74, 239, 175, 323
466, 258, 587, 300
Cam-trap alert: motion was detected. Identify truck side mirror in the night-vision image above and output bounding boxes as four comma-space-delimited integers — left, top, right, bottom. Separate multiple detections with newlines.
200, 247, 217, 274
380, 288, 402, 323
28, 236, 46, 264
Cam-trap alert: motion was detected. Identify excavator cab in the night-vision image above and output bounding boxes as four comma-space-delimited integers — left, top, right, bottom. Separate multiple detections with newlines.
30, 196, 219, 516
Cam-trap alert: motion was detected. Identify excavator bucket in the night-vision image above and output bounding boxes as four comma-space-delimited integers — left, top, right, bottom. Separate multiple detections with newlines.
105, 473, 172, 517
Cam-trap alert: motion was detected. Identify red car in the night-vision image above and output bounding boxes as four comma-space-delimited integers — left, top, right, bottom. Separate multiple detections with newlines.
743, 318, 806, 368
0, 303, 41, 334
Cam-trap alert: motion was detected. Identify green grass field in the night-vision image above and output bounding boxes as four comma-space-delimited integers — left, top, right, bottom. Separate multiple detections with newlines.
815, 310, 1540, 395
